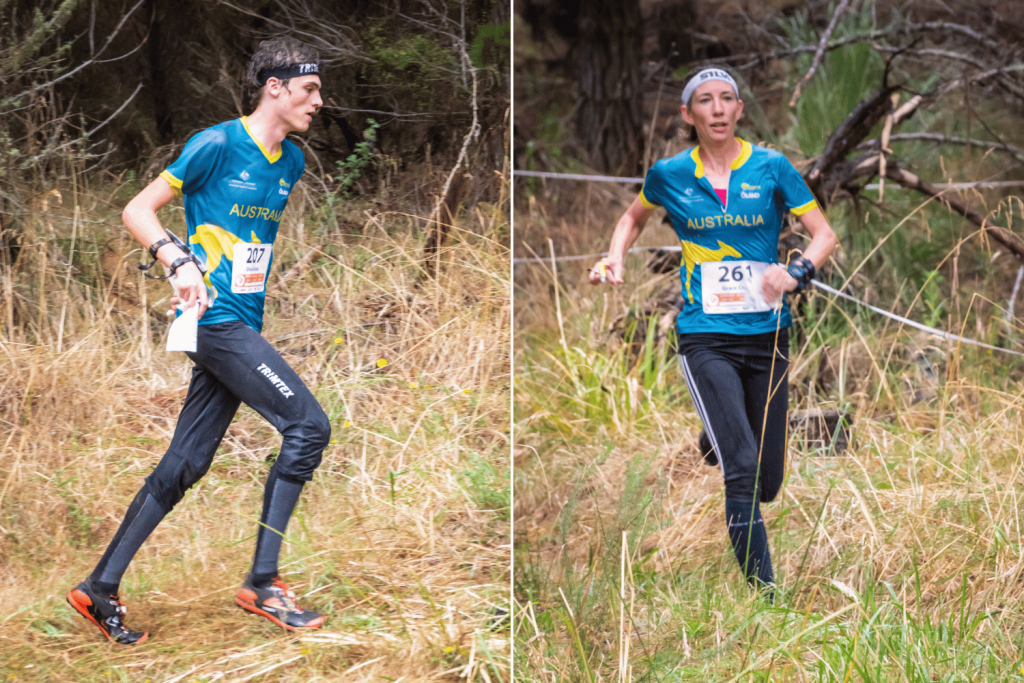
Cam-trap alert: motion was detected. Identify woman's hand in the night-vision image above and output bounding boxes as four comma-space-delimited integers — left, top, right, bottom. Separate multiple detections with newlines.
592, 196, 655, 287
760, 263, 797, 304
588, 258, 625, 286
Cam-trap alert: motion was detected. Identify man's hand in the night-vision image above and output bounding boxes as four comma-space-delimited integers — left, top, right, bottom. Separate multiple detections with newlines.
760, 263, 797, 305
172, 261, 209, 318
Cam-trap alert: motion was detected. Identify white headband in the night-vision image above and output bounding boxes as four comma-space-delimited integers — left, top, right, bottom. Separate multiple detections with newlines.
681, 68, 739, 104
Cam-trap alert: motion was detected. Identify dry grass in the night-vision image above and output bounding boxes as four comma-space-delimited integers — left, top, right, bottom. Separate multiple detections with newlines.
0, 179, 510, 682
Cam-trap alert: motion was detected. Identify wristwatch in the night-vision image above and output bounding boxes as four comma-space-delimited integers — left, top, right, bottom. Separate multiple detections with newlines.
786, 257, 816, 292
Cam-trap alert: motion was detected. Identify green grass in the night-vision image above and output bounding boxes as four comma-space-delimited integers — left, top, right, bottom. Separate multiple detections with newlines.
513, 221, 1024, 681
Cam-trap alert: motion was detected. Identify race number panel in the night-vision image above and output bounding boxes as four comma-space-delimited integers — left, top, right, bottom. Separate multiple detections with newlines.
700, 260, 773, 314
231, 242, 272, 294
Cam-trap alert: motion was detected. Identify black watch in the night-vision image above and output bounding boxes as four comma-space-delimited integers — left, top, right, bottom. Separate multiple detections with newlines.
785, 257, 816, 292
148, 238, 172, 260
169, 256, 194, 275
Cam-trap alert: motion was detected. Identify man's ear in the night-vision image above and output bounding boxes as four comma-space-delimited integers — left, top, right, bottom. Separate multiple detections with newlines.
264, 77, 284, 97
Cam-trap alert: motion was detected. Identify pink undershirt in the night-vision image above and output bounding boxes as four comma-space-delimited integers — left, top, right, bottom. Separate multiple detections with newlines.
714, 188, 728, 206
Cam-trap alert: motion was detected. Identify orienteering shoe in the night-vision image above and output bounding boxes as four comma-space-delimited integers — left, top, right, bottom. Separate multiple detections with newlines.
699, 429, 719, 467
235, 574, 327, 631
66, 578, 149, 644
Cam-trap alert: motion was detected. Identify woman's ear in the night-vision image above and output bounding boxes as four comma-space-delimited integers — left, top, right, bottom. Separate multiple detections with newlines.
680, 103, 694, 126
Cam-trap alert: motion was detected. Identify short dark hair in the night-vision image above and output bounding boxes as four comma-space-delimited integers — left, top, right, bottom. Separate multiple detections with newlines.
246, 37, 320, 111
681, 62, 735, 143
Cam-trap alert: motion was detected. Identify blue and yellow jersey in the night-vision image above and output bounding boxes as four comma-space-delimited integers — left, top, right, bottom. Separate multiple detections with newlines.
160, 117, 304, 331
639, 138, 817, 335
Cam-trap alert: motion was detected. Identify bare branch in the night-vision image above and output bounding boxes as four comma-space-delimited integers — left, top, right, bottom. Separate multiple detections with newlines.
886, 65, 1024, 129
725, 21, 999, 68
424, 36, 481, 276
790, 0, 854, 108
87, 82, 143, 137
10, 0, 146, 102
320, 104, 440, 121
218, 0, 368, 65
872, 45, 989, 70
857, 132, 1024, 160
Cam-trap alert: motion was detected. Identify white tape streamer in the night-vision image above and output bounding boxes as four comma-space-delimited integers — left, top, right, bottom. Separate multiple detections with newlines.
515, 246, 1024, 358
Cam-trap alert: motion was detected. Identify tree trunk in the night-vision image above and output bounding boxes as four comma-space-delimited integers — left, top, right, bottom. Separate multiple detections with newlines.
147, 0, 173, 143
575, 0, 643, 175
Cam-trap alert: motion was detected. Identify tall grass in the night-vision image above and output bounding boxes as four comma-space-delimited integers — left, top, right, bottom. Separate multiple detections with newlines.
0, 175, 510, 681
513, 184, 1024, 681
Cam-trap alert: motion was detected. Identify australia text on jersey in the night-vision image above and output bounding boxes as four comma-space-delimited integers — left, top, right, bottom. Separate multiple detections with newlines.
229, 204, 285, 221
687, 213, 766, 230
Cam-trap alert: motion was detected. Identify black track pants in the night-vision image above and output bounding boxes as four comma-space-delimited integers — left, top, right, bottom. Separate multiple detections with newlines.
145, 320, 331, 512
678, 329, 789, 504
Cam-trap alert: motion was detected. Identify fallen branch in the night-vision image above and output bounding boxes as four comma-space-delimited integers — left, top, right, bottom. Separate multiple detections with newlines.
806, 85, 898, 192
278, 244, 325, 284
856, 132, 1024, 160
847, 156, 1024, 264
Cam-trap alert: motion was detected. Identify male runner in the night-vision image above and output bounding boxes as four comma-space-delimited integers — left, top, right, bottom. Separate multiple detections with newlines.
66, 37, 331, 644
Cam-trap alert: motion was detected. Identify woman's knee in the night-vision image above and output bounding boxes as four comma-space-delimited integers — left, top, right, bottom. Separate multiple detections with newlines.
759, 477, 783, 503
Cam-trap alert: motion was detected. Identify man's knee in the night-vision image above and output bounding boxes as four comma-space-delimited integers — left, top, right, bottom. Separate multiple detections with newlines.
276, 409, 331, 480
144, 448, 213, 512
300, 410, 331, 452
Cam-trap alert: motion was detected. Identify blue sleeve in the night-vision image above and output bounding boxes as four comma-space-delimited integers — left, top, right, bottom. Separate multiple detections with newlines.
775, 153, 817, 215
639, 161, 665, 209
161, 128, 228, 197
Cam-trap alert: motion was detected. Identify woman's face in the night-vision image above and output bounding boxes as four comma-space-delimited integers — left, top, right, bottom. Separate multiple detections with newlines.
681, 80, 743, 145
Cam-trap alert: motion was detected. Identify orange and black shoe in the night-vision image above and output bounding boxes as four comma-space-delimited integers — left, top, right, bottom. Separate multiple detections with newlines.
66, 578, 149, 645
235, 574, 327, 631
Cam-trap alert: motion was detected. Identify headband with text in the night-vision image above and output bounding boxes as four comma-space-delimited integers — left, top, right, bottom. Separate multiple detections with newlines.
257, 62, 319, 87
681, 68, 739, 104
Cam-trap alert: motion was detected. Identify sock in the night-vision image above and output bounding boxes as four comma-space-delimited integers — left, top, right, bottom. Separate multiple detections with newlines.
250, 466, 304, 587
90, 488, 167, 594
725, 498, 774, 594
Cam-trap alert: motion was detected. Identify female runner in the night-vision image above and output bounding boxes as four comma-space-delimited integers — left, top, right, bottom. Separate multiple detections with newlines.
590, 66, 837, 595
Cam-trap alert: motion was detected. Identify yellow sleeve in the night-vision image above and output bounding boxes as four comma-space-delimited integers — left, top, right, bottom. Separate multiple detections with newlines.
638, 188, 659, 210
790, 199, 817, 216
159, 170, 183, 197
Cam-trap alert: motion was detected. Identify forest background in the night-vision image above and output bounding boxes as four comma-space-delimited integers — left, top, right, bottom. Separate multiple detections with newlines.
0, 0, 510, 681
514, 0, 1024, 681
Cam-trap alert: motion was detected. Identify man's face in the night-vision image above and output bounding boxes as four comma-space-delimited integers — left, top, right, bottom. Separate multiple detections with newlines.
274, 74, 322, 133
